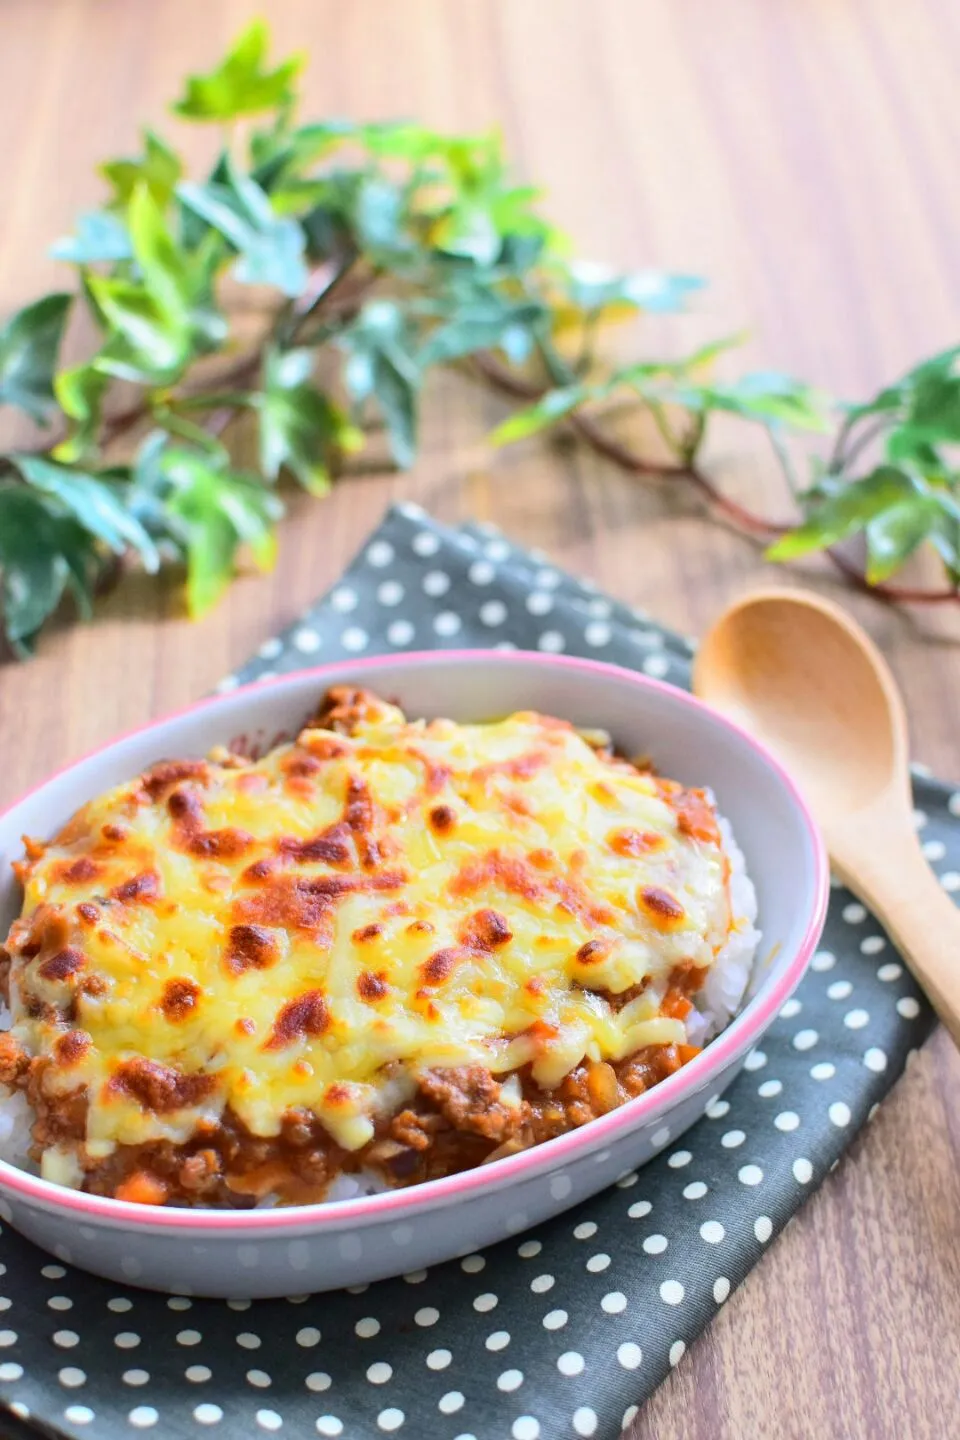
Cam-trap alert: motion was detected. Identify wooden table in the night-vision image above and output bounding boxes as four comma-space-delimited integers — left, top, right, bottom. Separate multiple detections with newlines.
2, 3, 959, 1436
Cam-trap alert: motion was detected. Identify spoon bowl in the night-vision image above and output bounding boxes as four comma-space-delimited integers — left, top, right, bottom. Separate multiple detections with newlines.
692, 590, 906, 816
694, 587, 960, 1048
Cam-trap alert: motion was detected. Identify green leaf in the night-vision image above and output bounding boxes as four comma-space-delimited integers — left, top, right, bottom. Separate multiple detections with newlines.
608, 336, 745, 395
251, 119, 353, 187
10, 454, 161, 570
122, 432, 187, 558
419, 297, 544, 367
683, 371, 832, 432
370, 355, 416, 469
561, 261, 703, 315
176, 181, 250, 250
338, 302, 420, 468
677, 334, 749, 375
101, 128, 183, 210
359, 121, 445, 161
0, 293, 73, 423
127, 184, 227, 351
489, 385, 588, 445
353, 177, 405, 254
266, 178, 333, 218
865, 494, 946, 583
884, 426, 942, 471
177, 159, 308, 296
85, 274, 189, 383
161, 449, 282, 615
257, 347, 359, 494
52, 365, 109, 462
0, 483, 101, 654
495, 232, 552, 275
767, 467, 919, 562
433, 204, 501, 266
171, 20, 303, 122
127, 184, 191, 318
50, 211, 132, 265
842, 348, 960, 432
902, 353, 960, 443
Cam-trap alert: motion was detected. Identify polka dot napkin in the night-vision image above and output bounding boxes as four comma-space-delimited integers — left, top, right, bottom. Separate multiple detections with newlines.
0, 504, 942, 1440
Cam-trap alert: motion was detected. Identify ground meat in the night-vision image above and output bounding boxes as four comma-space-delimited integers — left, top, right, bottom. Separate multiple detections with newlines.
524, 1065, 599, 1143
3, 1030, 696, 1205
109, 1058, 216, 1113
617, 1043, 686, 1096
388, 1108, 443, 1153
178, 1149, 222, 1195
310, 686, 389, 735
0, 1032, 29, 1088
20, 1037, 689, 1202
416, 1066, 525, 1143
26, 1075, 87, 1148
381, 1107, 490, 1183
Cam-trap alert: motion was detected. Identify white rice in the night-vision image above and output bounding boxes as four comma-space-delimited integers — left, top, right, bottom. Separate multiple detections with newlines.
0, 1001, 35, 1173
0, 811, 760, 1199
686, 811, 761, 1047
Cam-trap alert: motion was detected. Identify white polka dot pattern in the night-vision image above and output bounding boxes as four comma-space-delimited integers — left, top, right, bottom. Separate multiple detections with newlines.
0, 505, 935, 1440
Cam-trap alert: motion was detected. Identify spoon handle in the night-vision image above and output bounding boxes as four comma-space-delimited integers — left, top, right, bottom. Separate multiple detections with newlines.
832, 827, 960, 1049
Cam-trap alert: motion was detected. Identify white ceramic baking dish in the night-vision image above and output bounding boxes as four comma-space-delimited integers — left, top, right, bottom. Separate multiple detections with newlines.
0, 650, 828, 1297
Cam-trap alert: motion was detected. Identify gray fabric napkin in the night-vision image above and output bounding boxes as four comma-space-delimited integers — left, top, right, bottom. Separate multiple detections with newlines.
0, 503, 939, 1440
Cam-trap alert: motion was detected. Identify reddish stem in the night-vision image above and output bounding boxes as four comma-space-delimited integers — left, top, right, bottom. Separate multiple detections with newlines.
472, 352, 960, 607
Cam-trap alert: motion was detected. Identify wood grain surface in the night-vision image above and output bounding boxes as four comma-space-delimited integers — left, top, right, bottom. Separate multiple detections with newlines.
1, 2, 959, 1436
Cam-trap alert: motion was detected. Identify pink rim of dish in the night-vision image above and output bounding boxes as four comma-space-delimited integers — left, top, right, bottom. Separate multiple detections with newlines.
0, 649, 830, 1231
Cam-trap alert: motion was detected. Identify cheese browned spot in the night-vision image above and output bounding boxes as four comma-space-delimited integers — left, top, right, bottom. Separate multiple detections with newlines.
357, 970, 388, 1001
429, 804, 456, 834
450, 850, 543, 903
279, 825, 352, 866
420, 947, 461, 985
37, 947, 85, 982
576, 938, 612, 965
142, 759, 209, 800
188, 828, 254, 859
638, 885, 686, 930
51, 856, 101, 885
352, 923, 383, 943
168, 788, 204, 826
461, 909, 512, 950
265, 991, 330, 1050
225, 924, 278, 975
160, 978, 202, 1022
54, 1029, 91, 1066
112, 871, 161, 904
110, 1058, 215, 1112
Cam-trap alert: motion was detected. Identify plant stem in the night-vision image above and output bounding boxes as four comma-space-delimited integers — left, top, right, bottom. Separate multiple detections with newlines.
767, 424, 802, 500
841, 414, 889, 471
828, 410, 889, 473
285, 251, 359, 346
472, 350, 960, 605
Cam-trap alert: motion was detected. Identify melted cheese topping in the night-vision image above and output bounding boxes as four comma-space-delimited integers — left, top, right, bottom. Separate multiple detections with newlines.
5, 693, 735, 1167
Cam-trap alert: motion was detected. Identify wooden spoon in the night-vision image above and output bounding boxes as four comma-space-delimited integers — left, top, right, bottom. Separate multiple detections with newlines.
692, 587, 960, 1047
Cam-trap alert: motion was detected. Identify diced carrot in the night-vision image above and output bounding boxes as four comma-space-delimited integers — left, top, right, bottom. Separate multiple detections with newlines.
660, 988, 693, 1020
114, 1171, 168, 1206
677, 1044, 702, 1066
